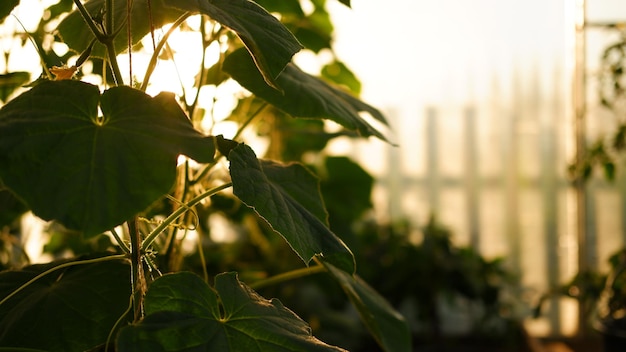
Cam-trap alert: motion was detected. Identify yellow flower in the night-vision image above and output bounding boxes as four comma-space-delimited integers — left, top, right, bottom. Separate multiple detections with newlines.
49, 66, 77, 80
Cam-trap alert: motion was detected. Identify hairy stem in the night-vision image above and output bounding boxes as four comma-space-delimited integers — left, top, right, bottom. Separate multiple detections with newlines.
128, 218, 144, 322
105, 41, 124, 86
110, 227, 131, 254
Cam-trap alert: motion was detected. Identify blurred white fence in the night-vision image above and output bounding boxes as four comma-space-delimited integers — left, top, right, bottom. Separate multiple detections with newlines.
346, 63, 626, 336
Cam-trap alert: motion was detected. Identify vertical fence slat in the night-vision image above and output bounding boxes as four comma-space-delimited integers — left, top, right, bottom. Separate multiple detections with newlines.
465, 107, 480, 249
541, 72, 561, 334
504, 87, 521, 274
427, 107, 440, 215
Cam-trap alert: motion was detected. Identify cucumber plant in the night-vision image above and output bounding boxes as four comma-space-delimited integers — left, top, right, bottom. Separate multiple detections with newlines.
0, 0, 410, 351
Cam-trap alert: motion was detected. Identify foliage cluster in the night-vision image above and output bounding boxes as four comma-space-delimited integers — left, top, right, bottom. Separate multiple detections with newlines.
570, 29, 626, 182
0, 0, 411, 351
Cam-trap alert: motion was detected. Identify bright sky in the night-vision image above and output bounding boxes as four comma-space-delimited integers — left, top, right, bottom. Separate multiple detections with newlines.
328, 0, 568, 108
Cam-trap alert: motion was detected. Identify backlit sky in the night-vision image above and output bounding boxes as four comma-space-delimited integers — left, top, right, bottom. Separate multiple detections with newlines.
328, 0, 626, 108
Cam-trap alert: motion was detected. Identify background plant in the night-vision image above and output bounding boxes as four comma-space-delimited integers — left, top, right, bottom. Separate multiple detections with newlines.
0, 0, 410, 351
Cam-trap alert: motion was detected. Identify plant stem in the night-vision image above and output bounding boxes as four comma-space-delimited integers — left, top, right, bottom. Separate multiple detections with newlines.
110, 227, 131, 254
233, 102, 268, 141
140, 12, 192, 92
105, 0, 114, 36
105, 41, 124, 86
186, 17, 208, 118
128, 217, 144, 322
196, 229, 209, 282
0, 254, 128, 308
72, 0, 105, 40
106, 293, 134, 351
248, 265, 327, 290
141, 182, 232, 251
190, 103, 267, 186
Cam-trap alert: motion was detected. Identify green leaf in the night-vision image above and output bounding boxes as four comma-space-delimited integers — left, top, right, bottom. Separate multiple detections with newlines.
253, 0, 304, 16
322, 60, 361, 95
0, 189, 27, 227
320, 156, 373, 225
46, 0, 75, 20
0, 255, 131, 351
117, 271, 346, 351
0, 72, 30, 103
57, 0, 185, 58
299, 2, 334, 52
323, 262, 412, 352
223, 48, 390, 142
292, 26, 331, 53
0, 80, 215, 236
228, 143, 355, 273
163, 0, 303, 88
0, 0, 18, 22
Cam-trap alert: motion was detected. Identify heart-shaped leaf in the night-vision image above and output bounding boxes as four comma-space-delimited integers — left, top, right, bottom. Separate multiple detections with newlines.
163, 0, 303, 88
223, 48, 390, 142
324, 262, 412, 352
117, 271, 346, 351
57, 0, 185, 59
0, 255, 131, 351
0, 80, 215, 236
227, 143, 355, 274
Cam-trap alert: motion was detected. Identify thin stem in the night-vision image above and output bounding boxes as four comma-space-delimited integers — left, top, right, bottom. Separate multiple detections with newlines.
0, 254, 128, 308
110, 227, 131, 254
248, 265, 327, 290
127, 0, 133, 87
141, 182, 233, 251
105, 0, 114, 36
140, 12, 192, 92
196, 229, 209, 283
186, 17, 208, 118
190, 158, 220, 186
105, 41, 124, 86
233, 102, 268, 141
191, 103, 268, 186
106, 292, 134, 351
128, 218, 144, 322
161, 163, 191, 271
11, 15, 53, 80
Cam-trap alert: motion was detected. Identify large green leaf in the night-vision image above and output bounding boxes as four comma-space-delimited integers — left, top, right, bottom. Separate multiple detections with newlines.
0, 255, 131, 351
0, 80, 215, 236
323, 262, 412, 352
164, 0, 303, 88
117, 271, 346, 351
227, 143, 355, 274
253, 0, 304, 16
223, 48, 390, 142
57, 0, 185, 58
